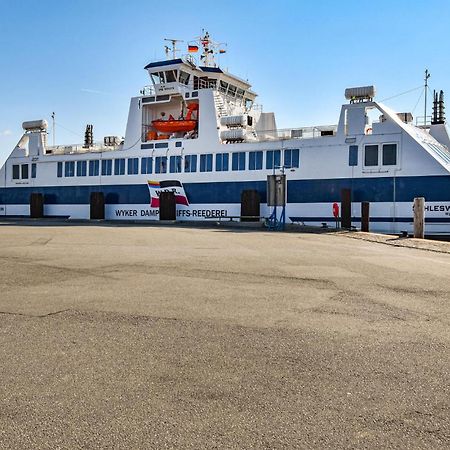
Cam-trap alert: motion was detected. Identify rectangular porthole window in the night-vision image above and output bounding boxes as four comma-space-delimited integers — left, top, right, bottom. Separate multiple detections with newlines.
266, 150, 281, 170
200, 154, 213, 172
215, 153, 229, 171
21, 164, 29, 179
184, 154, 197, 173
141, 157, 153, 174
57, 162, 63, 178
348, 145, 358, 166
114, 158, 125, 175
232, 152, 246, 171
89, 160, 99, 176
364, 145, 379, 166
249, 151, 263, 170
76, 161, 87, 177
155, 156, 167, 174
128, 158, 139, 175
382, 143, 397, 166
284, 149, 299, 168
102, 159, 112, 176
64, 161, 75, 177
169, 155, 182, 173
12, 164, 20, 180
31, 163, 37, 179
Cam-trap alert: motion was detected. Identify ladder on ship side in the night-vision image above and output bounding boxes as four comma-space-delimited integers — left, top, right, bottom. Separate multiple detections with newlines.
213, 91, 228, 117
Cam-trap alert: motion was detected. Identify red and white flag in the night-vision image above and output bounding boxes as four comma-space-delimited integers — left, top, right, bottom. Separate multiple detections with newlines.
147, 180, 189, 207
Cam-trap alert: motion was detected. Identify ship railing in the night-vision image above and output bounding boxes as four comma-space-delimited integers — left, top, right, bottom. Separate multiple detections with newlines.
45, 142, 121, 155
141, 85, 156, 96
141, 79, 246, 103
254, 125, 337, 142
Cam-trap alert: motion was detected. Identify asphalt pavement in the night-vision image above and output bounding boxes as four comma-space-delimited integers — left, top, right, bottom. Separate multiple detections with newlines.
0, 223, 449, 449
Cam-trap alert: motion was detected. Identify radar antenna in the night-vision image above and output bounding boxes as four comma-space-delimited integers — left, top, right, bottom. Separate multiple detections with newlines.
164, 38, 184, 60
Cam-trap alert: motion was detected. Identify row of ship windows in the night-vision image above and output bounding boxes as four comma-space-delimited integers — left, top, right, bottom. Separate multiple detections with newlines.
11, 146, 397, 181
12, 163, 37, 180
56, 150, 300, 177
350, 144, 398, 167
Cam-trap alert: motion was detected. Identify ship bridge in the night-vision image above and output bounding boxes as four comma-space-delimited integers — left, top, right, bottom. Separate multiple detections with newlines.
143, 57, 257, 108
135, 35, 260, 145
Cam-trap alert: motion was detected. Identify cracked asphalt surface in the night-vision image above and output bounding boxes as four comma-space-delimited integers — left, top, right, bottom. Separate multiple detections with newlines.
0, 223, 449, 449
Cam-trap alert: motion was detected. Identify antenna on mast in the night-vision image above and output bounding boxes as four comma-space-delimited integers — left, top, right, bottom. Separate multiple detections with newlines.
164, 38, 184, 59
51, 112, 55, 146
195, 30, 226, 68
424, 69, 431, 126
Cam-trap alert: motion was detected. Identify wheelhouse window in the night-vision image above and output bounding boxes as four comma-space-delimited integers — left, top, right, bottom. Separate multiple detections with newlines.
155, 156, 167, 174
348, 145, 358, 166
382, 143, 397, 166
89, 160, 99, 176
364, 145, 379, 166
31, 163, 37, 179
184, 154, 197, 173
179, 71, 190, 85
232, 152, 246, 171
64, 161, 75, 177
266, 150, 281, 170
57, 162, 63, 178
151, 72, 165, 84
101, 159, 112, 176
219, 81, 228, 93
165, 70, 177, 83
114, 158, 125, 175
12, 164, 20, 180
76, 161, 87, 177
200, 154, 213, 172
128, 158, 139, 175
249, 151, 263, 170
216, 153, 229, 171
141, 157, 153, 174
21, 164, 29, 179
228, 85, 237, 97
169, 155, 182, 173
284, 149, 299, 168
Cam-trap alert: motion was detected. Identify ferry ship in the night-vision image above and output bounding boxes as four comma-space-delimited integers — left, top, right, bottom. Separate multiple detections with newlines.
1, 32, 450, 234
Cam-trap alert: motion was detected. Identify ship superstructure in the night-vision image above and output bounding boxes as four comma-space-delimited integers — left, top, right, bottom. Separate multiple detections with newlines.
1, 32, 450, 234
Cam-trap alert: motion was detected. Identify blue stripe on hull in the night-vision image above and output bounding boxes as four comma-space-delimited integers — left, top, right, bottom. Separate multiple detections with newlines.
289, 216, 450, 223
287, 175, 450, 203
1, 175, 449, 205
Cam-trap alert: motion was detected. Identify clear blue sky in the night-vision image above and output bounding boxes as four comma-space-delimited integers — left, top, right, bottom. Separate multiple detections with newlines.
1, 0, 449, 165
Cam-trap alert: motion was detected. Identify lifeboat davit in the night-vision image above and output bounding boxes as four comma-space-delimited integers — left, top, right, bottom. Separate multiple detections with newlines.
151, 103, 198, 134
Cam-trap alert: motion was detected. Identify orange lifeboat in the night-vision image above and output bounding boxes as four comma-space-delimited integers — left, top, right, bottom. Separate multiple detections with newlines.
151, 103, 198, 134
151, 119, 197, 133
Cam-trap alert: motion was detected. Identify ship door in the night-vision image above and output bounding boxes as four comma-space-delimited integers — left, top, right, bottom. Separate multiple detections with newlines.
159, 191, 176, 221
30, 193, 44, 218
241, 190, 260, 221
90, 192, 105, 220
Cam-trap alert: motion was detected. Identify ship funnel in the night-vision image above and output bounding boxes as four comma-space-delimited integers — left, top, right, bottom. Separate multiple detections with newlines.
439, 90, 445, 123
345, 86, 376, 103
432, 90, 445, 125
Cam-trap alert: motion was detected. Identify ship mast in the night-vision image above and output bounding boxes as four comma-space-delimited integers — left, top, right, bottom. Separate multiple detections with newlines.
424, 68, 431, 126
194, 30, 226, 68
164, 38, 184, 60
